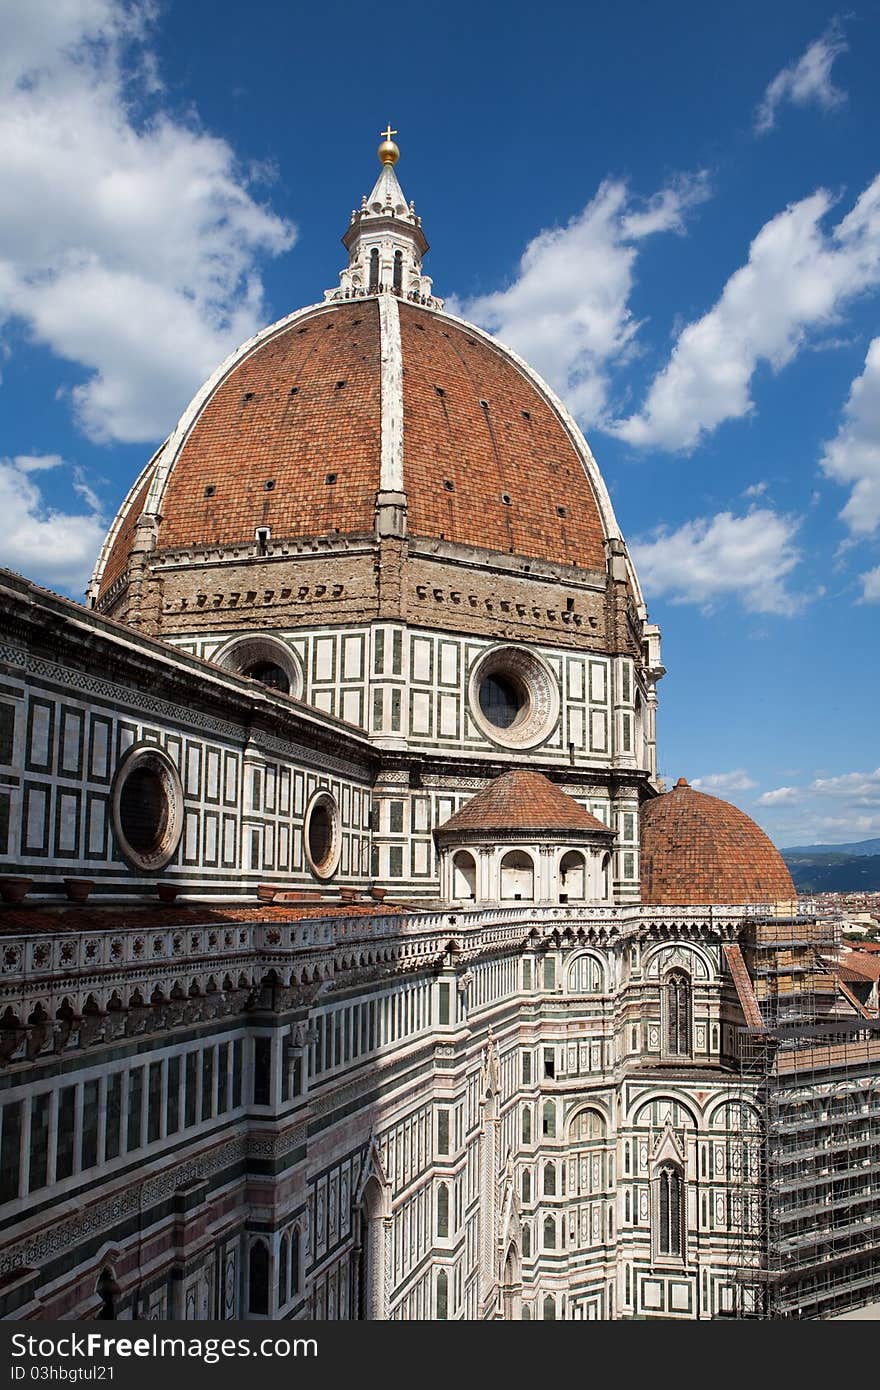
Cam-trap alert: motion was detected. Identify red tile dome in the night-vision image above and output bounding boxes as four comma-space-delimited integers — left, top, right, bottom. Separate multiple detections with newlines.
93, 297, 614, 601
436, 770, 613, 838
640, 777, 795, 906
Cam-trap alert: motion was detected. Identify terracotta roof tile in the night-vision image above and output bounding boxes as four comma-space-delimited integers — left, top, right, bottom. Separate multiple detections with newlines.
0, 901, 411, 935
399, 306, 606, 567
97, 298, 610, 583
641, 777, 795, 906
436, 770, 612, 837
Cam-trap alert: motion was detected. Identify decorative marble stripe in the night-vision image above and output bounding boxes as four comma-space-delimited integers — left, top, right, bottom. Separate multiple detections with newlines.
378, 294, 404, 494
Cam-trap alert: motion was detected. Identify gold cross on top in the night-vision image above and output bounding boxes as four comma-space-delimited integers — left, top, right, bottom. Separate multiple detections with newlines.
380, 125, 398, 142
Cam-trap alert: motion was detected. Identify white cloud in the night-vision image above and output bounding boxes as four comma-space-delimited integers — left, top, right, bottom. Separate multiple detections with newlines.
614, 176, 880, 452
0, 0, 294, 443
860, 565, 880, 602
810, 768, 880, 806
756, 766, 880, 844
757, 786, 801, 805
743, 480, 768, 498
692, 770, 757, 792
755, 21, 848, 135
0, 454, 107, 593
630, 507, 802, 614
821, 337, 880, 537
452, 172, 709, 425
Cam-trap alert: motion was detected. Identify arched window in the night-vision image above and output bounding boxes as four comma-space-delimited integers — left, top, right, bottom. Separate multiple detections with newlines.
666, 971, 692, 1055
522, 1106, 532, 1144
521, 1169, 531, 1203
436, 1268, 448, 1320
522, 1223, 531, 1257
559, 850, 587, 902
357, 1178, 385, 1320
601, 852, 611, 901
542, 1101, 556, 1138
656, 1164, 683, 1257
369, 247, 379, 292
500, 850, 534, 901
248, 1240, 269, 1315
393, 249, 403, 293
543, 1217, 556, 1251
452, 850, 477, 901
436, 1182, 449, 1238
291, 1227, 300, 1297
568, 954, 603, 993
543, 1293, 556, 1319
543, 1161, 556, 1197
278, 1233, 289, 1306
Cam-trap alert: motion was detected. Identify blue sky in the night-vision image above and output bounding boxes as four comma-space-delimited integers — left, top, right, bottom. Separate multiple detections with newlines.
2, 0, 879, 848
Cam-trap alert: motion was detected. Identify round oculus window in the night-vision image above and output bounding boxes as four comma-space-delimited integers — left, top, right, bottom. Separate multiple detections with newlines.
304, 790, 341, 881
215, 635, 302, 699
469, 645, 559, 749
111, 745, 184, 872
241, 660, 290, 694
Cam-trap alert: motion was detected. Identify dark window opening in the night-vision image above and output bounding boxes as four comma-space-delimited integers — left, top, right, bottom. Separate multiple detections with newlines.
308, 802, 333, 868
666, 971, 692, 1055
253, 1036, 272, 1106
204, 485, 216, 498
242, 661, 290, 694
479, 672, 527, 730
369, 248, 379, 293
119, 766, 168, 857
248, 1242, 270, 1315
658, 1165, 683, 1256
393, 250, 403, 293
325, 472, 338, 485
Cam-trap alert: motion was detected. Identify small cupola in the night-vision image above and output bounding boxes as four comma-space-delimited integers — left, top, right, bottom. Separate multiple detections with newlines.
434, 770, 615, 906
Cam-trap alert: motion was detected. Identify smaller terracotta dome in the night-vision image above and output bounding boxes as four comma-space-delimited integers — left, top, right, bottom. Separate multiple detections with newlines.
436, 770, 612, 838
641, 778, 795, 906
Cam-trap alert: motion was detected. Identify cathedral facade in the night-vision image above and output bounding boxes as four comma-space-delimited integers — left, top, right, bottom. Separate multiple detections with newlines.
0, 136, 878, 1322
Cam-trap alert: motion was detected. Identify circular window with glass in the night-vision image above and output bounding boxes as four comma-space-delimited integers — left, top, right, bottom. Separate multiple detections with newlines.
110, 745, 184, 871
304, 790, 341, 881
468, 645, 559, 749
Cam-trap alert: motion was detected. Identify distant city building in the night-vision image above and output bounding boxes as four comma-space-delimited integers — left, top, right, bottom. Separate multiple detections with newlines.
1, 136, 878, 1321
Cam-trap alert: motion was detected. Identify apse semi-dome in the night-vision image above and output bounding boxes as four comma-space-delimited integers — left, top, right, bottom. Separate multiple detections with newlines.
640, 778, 795, 907
90, 136, 634, 611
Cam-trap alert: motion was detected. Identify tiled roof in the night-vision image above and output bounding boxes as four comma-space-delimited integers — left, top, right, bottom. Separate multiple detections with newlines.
838, 979, 875, 1020
97, 298, 609, 595
100, 466, 156, 595
436, 770, 612, 837
641, 778, 795, 906
0, 901, 412, 934
154, 302, 383, 554
399, 306, 606, 569
722, 943, 765, 1029
839, 953, 880, 982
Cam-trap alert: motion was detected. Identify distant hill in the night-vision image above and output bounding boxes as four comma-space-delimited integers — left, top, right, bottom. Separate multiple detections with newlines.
781, 850, 880, 893
783, 837, 880, 858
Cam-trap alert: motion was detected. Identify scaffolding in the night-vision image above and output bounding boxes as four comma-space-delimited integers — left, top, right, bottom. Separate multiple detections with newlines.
731, 913, 880, 1319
